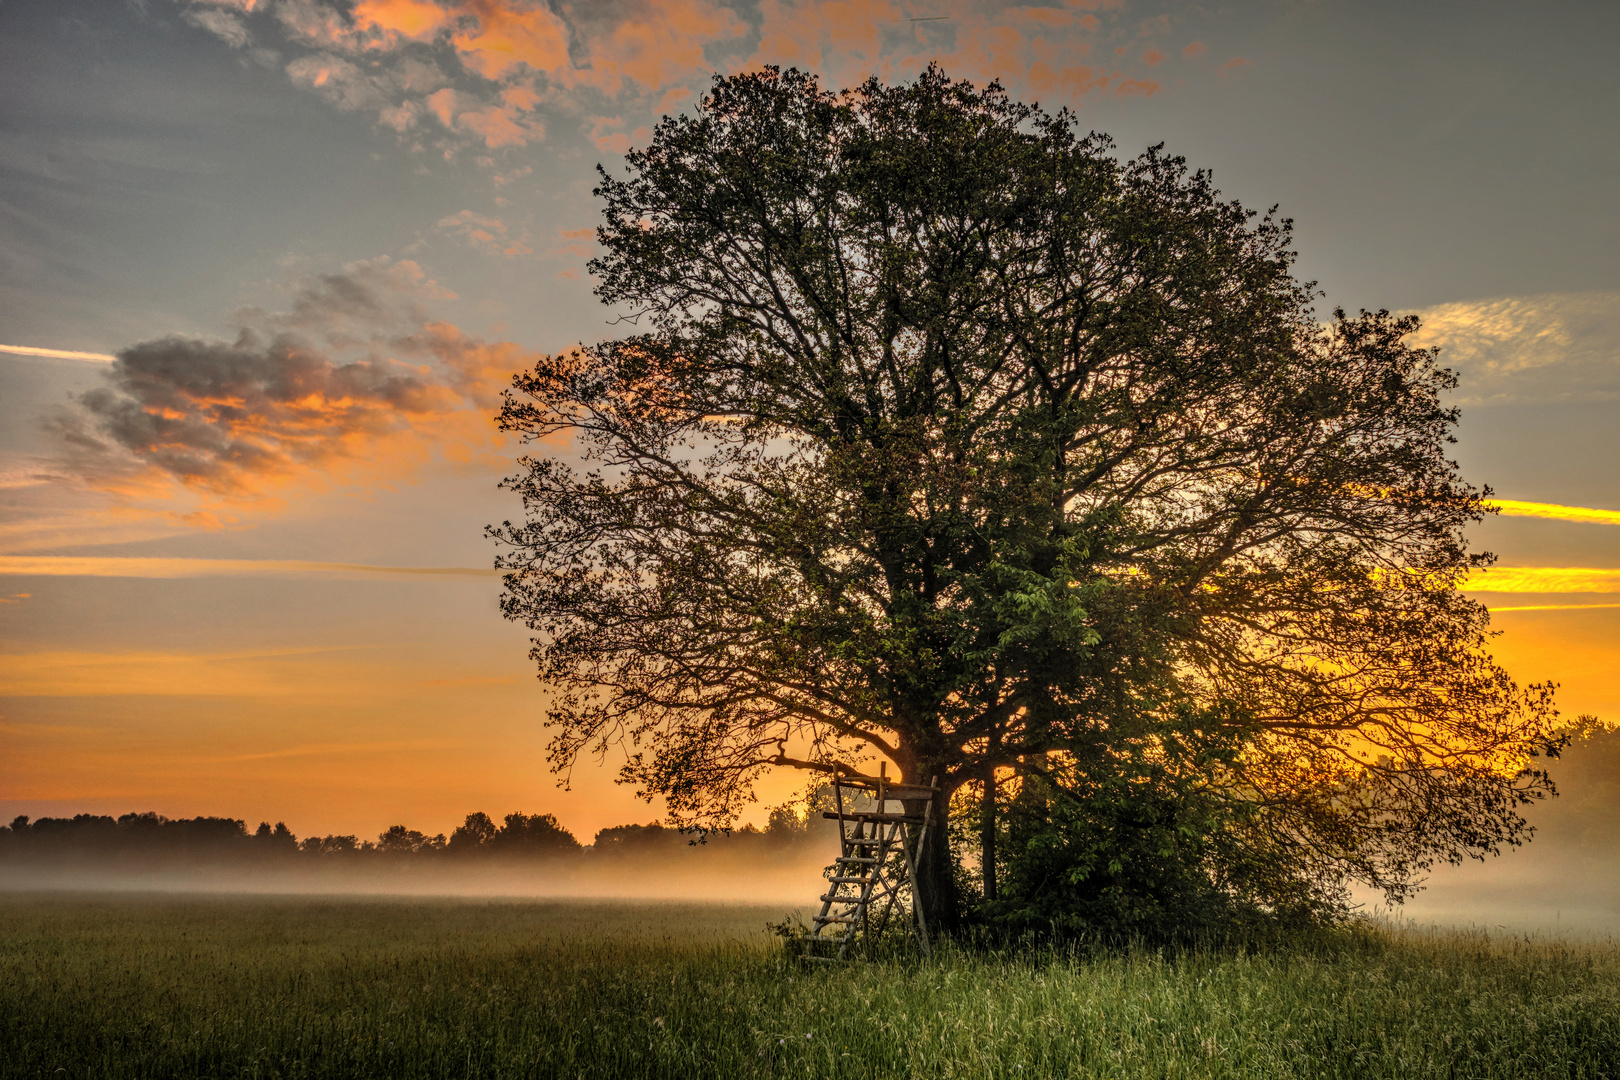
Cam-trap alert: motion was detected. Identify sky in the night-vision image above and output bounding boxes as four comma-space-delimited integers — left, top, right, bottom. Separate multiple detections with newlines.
1, 0, 1618, 846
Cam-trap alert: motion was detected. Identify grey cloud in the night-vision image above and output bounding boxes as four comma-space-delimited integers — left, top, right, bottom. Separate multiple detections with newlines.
285, 54, 390, 113
73, 330, 444, 490
56, 260, 516, 499
182, 7, 250, 48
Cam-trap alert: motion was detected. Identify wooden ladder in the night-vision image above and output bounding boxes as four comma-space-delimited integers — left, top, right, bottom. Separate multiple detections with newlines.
803, 767, 938, 962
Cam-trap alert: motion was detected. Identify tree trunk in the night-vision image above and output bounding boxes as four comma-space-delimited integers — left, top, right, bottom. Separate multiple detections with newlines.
980, 765, 998, 903
916, 781, 960, 937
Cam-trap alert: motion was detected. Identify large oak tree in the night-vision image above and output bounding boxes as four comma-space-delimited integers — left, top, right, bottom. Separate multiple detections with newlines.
492, 67, 1562, 930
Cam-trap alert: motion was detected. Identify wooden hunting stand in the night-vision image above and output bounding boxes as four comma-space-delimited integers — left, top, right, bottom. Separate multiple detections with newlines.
803, 766, 939, 962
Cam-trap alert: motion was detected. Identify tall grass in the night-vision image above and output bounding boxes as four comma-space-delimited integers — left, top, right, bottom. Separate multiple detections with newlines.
2, 893, 1617, 1078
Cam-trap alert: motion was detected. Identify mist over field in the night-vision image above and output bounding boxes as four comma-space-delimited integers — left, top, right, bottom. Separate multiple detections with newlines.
0, 807, 839, 906
0, 845, 830, 905
6, 726, 1618, 932
1365, 734, 1620, 936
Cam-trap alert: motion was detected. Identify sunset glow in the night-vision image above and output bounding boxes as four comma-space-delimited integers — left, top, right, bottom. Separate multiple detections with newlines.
2, 0, 1616, 850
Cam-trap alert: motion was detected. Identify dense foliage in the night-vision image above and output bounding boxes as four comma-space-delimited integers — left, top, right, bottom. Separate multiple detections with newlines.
493, 66, 1564, 933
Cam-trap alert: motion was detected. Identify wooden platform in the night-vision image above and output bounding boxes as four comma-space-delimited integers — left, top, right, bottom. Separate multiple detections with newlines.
801, 769, 938, 962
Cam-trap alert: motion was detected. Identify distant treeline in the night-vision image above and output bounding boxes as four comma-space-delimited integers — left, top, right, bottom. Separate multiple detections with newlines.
0, 807, 828, 864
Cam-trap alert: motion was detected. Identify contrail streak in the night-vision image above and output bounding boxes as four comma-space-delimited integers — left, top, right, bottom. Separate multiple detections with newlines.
0, 556, 500, 580
0, 343, 117, 362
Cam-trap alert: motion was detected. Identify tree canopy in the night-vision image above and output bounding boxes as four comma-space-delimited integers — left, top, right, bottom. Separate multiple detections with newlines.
492, 66, 1563, 932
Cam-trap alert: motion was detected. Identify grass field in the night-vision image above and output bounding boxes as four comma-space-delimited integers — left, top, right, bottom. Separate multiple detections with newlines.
3, 894, 1619, 1079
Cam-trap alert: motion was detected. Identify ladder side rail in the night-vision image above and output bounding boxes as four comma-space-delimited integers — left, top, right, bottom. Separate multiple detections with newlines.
866, 818, 910, 946
807, 778, 855, 959
859, 818, 875, 954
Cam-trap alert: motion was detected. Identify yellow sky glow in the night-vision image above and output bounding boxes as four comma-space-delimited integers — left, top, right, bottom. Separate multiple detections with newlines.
1488, 603, 1620, 612
1467, 567, 1620, 593
1487, 499, 1620, 526
0, 647, 387, 698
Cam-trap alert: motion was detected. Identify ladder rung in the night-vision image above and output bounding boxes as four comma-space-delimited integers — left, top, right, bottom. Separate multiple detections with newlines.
820, 892, 869, 903
815, 916, 859, 924
836, 856, 876, 864
827, 875, 871, 884
831, 779, 940, 799
802, 955, 844, 963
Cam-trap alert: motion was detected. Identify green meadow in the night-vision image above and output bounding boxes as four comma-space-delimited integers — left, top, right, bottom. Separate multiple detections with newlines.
2, 894, 1618, 1079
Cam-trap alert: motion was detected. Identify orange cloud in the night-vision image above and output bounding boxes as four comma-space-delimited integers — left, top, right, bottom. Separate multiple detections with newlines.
753, 0, 903, 79
1182, 40, 1206, 58
449, 0, 572, 80
1218, 56, 1252, 76
351, 0, 452, 42
184, 0, 1189, 153
563, 0, 746, 97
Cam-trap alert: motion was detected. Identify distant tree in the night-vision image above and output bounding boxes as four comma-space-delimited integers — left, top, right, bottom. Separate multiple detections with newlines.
448, 811, 499, 853
251, 821, 298, 851
376, 825, 447, 855
764, 806, 803, 837
299, 834, 359, 855
1523, 717, 1618, 852
492, 812, 582, 856
0, 813, 255, 862
591, 823, 683, 855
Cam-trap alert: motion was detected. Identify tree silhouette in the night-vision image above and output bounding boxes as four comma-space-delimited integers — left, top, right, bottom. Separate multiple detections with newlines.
492, 812, 582, 855
448, 811, 499, 853
494, 66, 1565, 931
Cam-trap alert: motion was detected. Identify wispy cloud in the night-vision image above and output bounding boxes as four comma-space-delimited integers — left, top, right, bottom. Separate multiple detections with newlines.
436, 209, 534, 257
1406, 291, 1620, 406
0, 557, 498, 580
